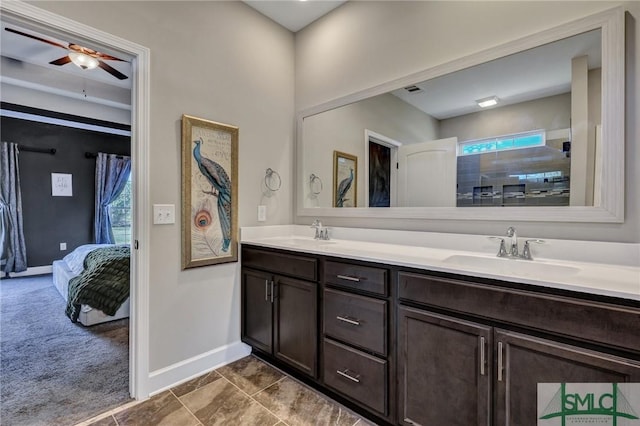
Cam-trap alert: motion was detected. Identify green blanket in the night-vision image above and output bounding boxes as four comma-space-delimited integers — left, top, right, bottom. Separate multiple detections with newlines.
65, 245, 130, 323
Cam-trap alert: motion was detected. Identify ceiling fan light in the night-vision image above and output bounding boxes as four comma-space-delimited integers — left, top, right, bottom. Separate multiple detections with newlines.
476, 96, 499, 108
69, 51, 99, 70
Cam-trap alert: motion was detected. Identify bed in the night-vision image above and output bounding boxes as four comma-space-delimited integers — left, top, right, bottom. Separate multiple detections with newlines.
53, 244, 130, 326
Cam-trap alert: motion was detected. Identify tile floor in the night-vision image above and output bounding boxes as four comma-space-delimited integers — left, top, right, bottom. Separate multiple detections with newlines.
81, 355, 374, 426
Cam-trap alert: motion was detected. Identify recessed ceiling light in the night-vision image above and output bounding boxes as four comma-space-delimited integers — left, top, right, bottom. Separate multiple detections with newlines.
476, 96, 499, 108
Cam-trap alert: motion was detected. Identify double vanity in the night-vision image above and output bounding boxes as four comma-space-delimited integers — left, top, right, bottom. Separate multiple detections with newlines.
240, 225, 639, 425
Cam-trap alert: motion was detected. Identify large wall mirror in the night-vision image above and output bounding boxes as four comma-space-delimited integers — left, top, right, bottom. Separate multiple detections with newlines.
297, 7, 624, 223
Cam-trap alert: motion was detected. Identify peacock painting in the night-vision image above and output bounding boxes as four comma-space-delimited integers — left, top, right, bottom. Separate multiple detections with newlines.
181, 115, 240, 269
336, 168, 353, 207
192, 137, 232, 253
333, 151, 357, 208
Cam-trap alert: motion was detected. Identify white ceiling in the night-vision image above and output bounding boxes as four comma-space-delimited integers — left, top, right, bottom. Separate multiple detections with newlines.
1, 4, 601, 121
391, 29, 602, 119
243, 1, 346, 32
1, 22, 132, 90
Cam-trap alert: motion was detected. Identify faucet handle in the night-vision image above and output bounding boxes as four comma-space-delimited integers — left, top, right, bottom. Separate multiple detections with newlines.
489, 236, 508, 257
522, 239, 545, 260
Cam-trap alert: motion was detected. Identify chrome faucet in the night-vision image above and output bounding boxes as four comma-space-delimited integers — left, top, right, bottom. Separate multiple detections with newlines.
491, 226, 544, 260
310, 219, 329, 240
506, 226, 519, 257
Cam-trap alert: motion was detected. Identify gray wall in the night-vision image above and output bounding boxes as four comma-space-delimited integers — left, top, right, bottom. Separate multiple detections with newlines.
1, 103, 131, 267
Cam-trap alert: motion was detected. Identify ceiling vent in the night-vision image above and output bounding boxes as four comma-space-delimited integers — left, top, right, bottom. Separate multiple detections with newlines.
404, 85, 423, 94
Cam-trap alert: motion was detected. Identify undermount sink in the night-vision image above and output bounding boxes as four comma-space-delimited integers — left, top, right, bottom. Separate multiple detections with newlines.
443, 254, 580, 278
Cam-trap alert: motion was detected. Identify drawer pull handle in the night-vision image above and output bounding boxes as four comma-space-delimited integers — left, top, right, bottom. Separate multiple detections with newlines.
479, 336, 486, 376
337, 274, 361, 282
497, 341, 504, 382
336, 315, 361, 326
336, 369, 360, 383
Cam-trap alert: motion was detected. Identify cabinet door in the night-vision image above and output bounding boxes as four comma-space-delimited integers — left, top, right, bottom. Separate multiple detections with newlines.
398, 306, 492, 426
274, 275, 318, 377
495, 329, 640, 426
241, 269, 273, 353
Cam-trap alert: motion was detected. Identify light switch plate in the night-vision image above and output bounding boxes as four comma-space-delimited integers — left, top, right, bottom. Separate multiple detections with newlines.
153, 204, 175, 224
258, 205, 267, 222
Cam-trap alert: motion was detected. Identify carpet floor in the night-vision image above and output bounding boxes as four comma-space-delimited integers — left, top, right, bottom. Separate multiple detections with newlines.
0, 274, 131, 426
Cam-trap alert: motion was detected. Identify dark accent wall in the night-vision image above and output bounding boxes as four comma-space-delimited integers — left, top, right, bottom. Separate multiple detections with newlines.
1, 103, 131, 267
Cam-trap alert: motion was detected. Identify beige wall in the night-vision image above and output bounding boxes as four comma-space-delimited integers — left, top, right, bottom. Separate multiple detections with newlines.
303, 93, 438, 207
30, 1, 295, 372
440, 93, 571, 141
295, 1, 640, 244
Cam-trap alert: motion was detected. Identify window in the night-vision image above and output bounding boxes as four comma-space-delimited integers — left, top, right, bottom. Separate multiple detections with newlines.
109, 175, 131, 244
458, 130, 545, 156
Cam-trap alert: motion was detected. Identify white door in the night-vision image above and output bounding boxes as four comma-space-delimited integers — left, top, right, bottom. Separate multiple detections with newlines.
397, 137, 458, 207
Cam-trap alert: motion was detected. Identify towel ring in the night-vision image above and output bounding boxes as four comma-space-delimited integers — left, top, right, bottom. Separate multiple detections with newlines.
265, 168, 281, 192
310, 174, 323, 195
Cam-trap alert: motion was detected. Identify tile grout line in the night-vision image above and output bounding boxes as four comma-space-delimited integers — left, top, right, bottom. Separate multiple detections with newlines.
215, 372, 291, 425
72, 399, 141, 426
240, 357, 367, 426
170, 389, 204, 426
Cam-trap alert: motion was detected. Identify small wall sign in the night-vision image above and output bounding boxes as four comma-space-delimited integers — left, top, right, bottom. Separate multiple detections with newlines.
51, 173, 73, 197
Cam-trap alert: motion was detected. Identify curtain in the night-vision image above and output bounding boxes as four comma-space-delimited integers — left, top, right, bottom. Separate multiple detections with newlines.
0, 142, 27, 273
94, 153, 131, 244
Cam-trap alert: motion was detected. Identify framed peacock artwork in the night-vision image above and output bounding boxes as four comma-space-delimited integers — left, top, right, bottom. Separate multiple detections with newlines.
333, 150, 357, 207
181, 115, 238, 269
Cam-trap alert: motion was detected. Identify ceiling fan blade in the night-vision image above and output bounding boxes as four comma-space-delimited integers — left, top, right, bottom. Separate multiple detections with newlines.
96, 53, 126, 62
49, 56, 72, 66
98, 60, 128, 80
5, 27, 68, 50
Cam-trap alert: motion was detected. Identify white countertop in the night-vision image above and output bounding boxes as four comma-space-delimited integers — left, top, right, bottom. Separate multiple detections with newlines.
241, 225, 640, 302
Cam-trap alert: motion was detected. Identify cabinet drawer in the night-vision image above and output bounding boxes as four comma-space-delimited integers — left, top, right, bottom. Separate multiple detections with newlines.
398, 271, 640, 353
323, 338, 387, 415
324, 261, 387, 296
242, 246, 317, 281
324, 288, 387, 356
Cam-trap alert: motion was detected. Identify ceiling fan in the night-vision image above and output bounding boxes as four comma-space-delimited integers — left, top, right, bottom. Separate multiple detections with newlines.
5, 27, 128, 80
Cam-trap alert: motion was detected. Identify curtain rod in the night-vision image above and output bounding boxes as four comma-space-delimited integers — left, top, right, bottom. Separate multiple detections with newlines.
85, 152, 125, 159
19, 145, 56, 155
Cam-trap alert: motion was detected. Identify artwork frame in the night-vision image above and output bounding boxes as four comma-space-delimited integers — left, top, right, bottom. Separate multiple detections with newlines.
181, 114, 238, 269
333, 150, 357, 207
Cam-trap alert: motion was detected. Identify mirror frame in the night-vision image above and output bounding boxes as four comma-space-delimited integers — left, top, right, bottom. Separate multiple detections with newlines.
296, 7, 624, 223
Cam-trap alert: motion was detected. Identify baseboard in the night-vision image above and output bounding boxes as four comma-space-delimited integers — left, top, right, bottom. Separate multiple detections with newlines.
147, 341, 251, 396
4, 265, 53, 278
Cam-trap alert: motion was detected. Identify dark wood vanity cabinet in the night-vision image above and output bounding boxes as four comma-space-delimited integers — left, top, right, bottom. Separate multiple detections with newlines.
495, 329, 640, 426
241, 245, 639, 426
397, 271, 640, 426
398, 307, 491, 426
241, 247, 318, 377
321, 259, 393, 421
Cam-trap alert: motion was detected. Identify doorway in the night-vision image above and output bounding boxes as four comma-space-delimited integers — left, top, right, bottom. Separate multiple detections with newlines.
364, 129, 402, 207
1, 0, 150, 401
